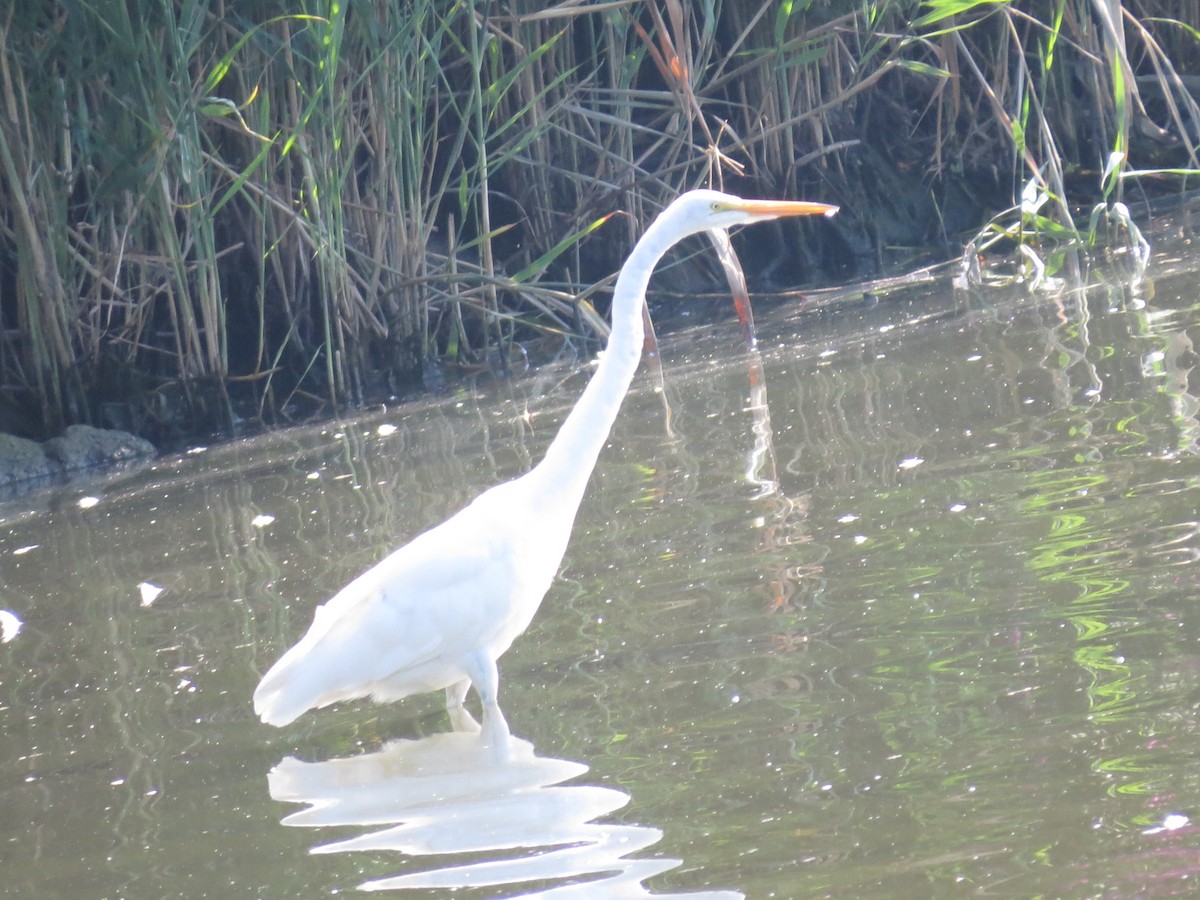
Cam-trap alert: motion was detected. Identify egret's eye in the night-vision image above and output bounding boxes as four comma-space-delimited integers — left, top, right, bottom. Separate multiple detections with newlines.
710, 202, 722, 213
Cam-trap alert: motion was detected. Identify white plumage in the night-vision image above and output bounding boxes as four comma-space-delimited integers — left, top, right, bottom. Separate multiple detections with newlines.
252, 190, 837, 734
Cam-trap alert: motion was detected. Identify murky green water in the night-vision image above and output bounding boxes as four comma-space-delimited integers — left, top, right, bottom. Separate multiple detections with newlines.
5, 212, 1200, 898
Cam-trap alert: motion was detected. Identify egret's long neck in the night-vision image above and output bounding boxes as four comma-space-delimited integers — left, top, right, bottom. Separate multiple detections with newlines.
527, 217, 682, 512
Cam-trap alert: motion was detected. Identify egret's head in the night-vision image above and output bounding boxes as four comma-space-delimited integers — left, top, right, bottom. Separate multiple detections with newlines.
664, 189, 838, 239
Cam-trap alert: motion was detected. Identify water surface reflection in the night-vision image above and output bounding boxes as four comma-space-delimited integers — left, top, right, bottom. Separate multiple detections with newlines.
268, 721, 741, 898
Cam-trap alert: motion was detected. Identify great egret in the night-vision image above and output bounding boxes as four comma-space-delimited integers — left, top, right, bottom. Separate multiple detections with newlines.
253, 189, 837, 734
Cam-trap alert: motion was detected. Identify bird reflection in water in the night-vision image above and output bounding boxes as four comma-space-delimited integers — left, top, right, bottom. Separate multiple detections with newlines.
267, 719, 742, 898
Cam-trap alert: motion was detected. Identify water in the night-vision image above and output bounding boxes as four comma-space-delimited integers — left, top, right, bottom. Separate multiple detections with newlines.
4, 212, 1200, 897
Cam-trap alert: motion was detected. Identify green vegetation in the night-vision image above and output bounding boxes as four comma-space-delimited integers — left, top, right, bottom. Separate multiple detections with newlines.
0, 1, 1197, 440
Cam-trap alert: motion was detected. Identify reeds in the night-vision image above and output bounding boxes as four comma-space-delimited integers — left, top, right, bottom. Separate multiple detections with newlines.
916, 0, 1200, 283
0, 1, 1197, 439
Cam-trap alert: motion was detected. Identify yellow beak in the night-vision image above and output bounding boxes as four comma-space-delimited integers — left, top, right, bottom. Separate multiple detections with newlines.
734, 198, 839, 220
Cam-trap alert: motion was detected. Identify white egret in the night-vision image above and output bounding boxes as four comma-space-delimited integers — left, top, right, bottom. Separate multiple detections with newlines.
253, 189, 837, 734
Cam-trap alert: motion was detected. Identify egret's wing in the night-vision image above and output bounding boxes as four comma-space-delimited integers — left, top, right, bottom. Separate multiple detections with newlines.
321, 523, 515, 683
253, 492, 519, 725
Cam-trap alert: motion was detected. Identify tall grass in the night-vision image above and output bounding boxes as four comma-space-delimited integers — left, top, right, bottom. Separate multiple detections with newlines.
916, 0, 1200, 282
0, 1, 1197, 439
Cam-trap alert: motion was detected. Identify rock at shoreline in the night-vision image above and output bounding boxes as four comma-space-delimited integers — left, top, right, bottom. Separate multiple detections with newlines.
0, 435, 55, 485
43, 425, 157, 472
0, 425, 156, 489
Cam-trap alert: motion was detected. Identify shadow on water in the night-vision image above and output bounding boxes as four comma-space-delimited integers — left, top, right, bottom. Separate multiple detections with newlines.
267, 719, 741, 898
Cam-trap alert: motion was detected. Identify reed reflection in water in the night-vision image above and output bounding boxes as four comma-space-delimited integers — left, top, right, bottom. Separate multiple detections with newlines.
268, 720, 742, 898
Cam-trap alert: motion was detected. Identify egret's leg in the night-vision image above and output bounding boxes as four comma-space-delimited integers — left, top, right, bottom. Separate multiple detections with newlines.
462, 651, 510, 746
445, 678, 480, 731
462, 651, 500, 708
481, 703, 511, 748
445, 678, 471, 710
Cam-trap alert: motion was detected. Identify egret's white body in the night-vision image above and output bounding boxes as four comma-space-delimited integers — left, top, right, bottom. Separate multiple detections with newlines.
253, 190, 837, 732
